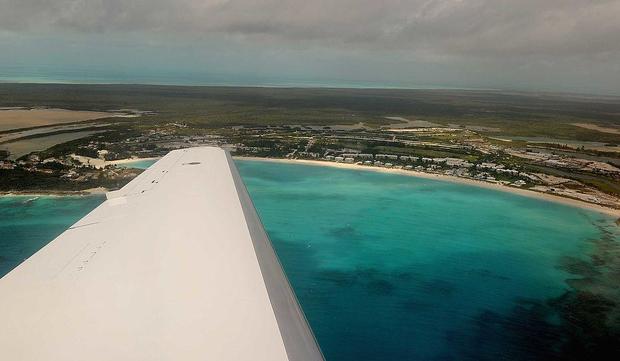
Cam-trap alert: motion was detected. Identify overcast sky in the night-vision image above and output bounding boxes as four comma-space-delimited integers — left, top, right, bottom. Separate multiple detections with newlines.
1, 0, 619, 94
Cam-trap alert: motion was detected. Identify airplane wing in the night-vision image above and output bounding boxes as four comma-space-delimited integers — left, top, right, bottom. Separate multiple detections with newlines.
0, 147, 324, 361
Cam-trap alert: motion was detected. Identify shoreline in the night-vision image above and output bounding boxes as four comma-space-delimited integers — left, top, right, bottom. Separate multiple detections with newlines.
108, 157, 160, 165
69, 154, 160, 169
0, 187, 109, 198
236, 156, 620, 217
3, 155, 618, 217
0, 155, 161, 198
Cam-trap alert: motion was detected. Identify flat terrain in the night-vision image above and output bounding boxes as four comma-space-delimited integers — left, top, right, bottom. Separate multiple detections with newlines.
572, 122, 620, 135
0, 108, 115, 131
0, 83, 618, 211
1, 84, 620, 141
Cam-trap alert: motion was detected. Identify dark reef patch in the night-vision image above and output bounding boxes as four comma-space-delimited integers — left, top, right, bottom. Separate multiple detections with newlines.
400, 297, 433, 312
551, 291, 619, 359
550, 221, 620, 358
442, 220, 620, 360
466, 268, 511, 281
317, 269, 359, 287
558, 256, 602, 278
313, 264, 461, 299
328, 225, 362, 241
316, 266, 403, 296
366, 279, 396, 295
418, 279, 457, 297
443, 297, 598, 361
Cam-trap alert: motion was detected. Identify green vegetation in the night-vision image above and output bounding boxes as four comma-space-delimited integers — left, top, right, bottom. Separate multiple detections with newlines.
0, 83, 618, 205
1, 84, 619, 142
0, 167, 137, 192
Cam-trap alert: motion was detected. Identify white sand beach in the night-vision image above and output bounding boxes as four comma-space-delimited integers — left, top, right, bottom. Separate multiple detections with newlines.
69, 154, 160, 169
237, 157, 620, 217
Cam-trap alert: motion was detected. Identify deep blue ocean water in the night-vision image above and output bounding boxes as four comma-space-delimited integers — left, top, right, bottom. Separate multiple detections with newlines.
1, 160, 618, 360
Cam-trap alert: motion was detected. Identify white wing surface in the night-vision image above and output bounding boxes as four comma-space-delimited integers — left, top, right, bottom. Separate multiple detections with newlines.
0, 147, 323, 361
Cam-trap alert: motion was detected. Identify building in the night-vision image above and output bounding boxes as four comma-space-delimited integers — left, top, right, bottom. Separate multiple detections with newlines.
444, 158, 474, 168
0, 160, 15, 170
496, 168, 519, 176
477, 162, 504, 170
376, 154, 399, 160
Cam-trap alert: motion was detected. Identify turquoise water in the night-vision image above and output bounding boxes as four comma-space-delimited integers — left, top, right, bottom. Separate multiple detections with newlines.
117, 159, 159, 170
1, 160, 618, 359
0, 66, 469, 90
0, 195, 103, 277
236, 161, 620, 360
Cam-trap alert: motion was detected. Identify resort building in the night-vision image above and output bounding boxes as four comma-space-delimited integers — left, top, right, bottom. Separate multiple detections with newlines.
375, 154, 399, 160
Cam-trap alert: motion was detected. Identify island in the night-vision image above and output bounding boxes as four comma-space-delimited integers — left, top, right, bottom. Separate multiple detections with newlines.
1, 84, 619, 215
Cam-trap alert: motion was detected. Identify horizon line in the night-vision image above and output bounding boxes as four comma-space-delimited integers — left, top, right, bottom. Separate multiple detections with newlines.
2, 80, 620, 99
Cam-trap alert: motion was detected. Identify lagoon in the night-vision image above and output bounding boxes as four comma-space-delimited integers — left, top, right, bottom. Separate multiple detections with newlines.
0, 130, 105, 160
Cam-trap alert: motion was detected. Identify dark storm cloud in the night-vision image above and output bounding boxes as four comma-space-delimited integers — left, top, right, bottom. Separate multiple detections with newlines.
2, 0, 619, 59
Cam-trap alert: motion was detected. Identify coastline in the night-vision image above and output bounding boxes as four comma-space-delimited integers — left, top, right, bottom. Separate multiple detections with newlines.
69, 155, 160, 169
0, 155, 160, 198
3, 154, 618, 217
0, 187, 108, 197
236, 156, 620, 217
109, 157, 160, 165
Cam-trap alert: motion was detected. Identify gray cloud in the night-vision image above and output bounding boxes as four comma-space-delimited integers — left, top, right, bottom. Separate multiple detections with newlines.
1, 0, 619, 93
2, 0, 619, 57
